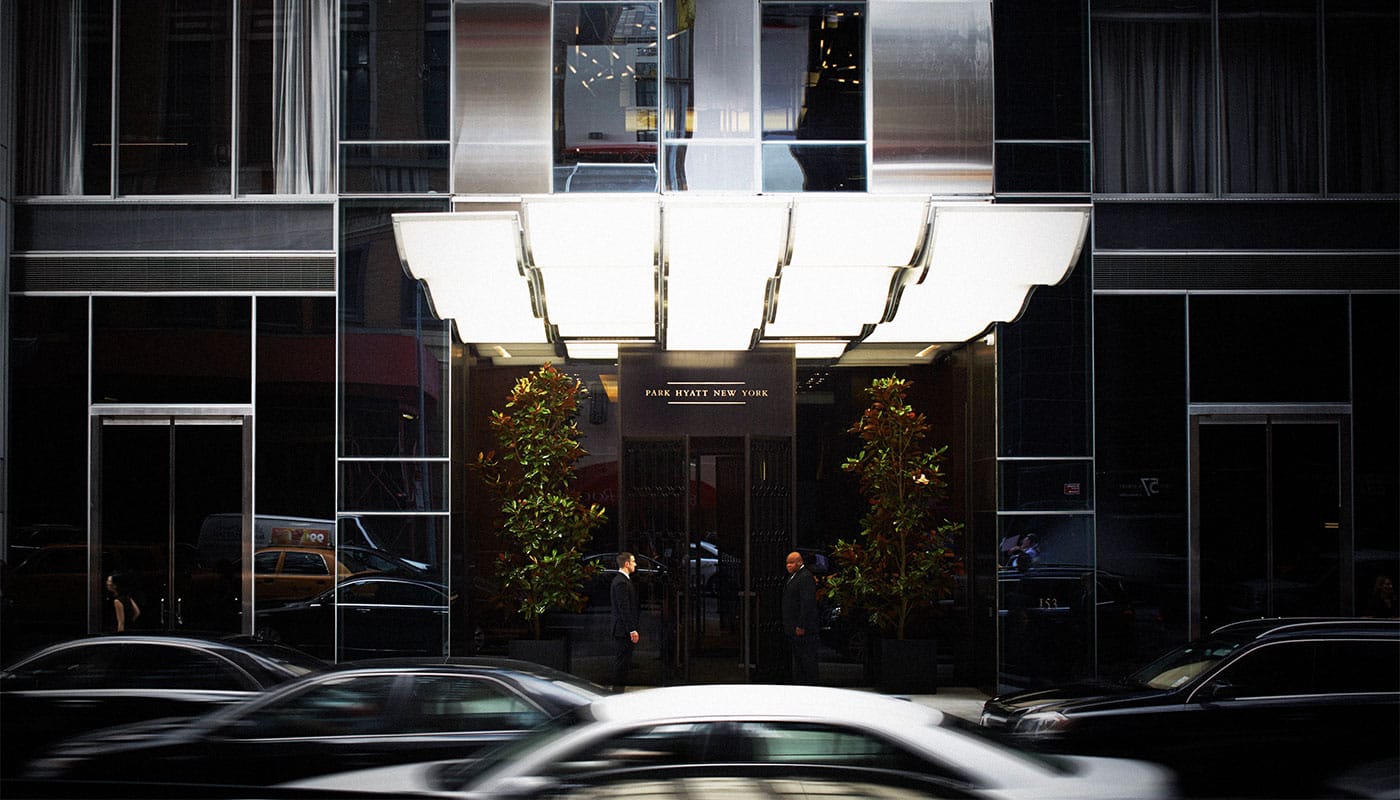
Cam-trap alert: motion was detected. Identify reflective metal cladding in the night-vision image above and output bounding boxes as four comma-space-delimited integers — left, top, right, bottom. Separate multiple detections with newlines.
870, 0, 993, 194
454, 0, 554, 193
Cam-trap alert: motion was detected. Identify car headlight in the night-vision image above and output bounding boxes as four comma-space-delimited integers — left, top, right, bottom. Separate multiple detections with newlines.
1014, 711, 1071, 736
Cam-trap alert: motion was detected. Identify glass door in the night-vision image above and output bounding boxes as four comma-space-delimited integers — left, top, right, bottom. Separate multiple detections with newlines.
97, 416, 248, 633
1196, 417, 1347, 631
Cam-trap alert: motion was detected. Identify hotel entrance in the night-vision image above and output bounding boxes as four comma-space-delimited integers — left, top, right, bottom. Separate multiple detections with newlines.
620, 436, 794, 683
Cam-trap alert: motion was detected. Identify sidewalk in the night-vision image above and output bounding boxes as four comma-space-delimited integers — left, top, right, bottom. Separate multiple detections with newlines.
897, 686, 990, 721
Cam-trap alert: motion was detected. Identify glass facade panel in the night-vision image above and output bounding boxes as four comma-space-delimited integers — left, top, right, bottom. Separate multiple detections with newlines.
1094, 295, 1188, 650
342, 515, 448, 584
996, 514, 1096, 689
340, 143, 450, 193
760, 4, 865, 142
664, 143, 756, 191
118, 0, 233, 195
1188, 295, 1349, 404
662, 0, 753, 141
761, 144, 865, 192
339, 200, 451, 458
994, 0, 1088, 141
1351, 294, 1400, 613
256, 298, 335, 521
92, 297, 252, 404
340, 0, 451, 141
340, 461, 449, 512
994, 142, 1090, 195
553, 3, 660, 191
999, 461, 1093, 512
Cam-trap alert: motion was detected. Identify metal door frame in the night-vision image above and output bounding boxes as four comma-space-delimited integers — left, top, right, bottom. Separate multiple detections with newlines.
89, 404, 254, 634
1188, 404, 1352, 639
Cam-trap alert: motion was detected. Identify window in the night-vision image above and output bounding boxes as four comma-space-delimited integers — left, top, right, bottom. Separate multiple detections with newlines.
14, 0, 332, 197
121, 645, 249, 691
734, 721, 930, 772
760, 4, 867, 191
229, 675, 399, 738
1212, 642, 1317, 697
549, 722, 718, 776
281, 552, 331, 575
402, 675, 546, 732
553, 2, 661, 192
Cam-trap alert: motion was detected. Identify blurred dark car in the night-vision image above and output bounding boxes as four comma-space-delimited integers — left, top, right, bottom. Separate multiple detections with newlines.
980, 617, 1400, 798
285, 684, 1176, 800
255, 575, 460, 660
20, 658, 605, 792
0, 633, 326, 775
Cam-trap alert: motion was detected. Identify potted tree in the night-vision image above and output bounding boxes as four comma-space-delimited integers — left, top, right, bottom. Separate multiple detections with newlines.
476, 364, 606, 669
826, 375, 963, 692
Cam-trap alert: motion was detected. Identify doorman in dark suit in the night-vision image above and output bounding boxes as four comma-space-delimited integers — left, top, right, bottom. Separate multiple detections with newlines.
610, 552, 640, 692
783, 550, 820, 684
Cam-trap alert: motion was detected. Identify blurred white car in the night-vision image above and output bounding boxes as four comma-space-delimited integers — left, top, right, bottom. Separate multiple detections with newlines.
288, 684, 1177, 800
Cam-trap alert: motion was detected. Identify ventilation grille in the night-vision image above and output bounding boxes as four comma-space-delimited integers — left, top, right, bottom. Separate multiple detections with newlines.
12, 254, 336, 292
1094, 252, 1399, 291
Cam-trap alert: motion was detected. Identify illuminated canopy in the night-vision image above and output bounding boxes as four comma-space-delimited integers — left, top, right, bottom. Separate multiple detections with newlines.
392, 195, 1089, 365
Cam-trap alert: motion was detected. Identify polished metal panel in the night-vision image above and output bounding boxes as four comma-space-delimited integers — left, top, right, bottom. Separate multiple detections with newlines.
870, 0, 993, 194
453, 0, 553, 194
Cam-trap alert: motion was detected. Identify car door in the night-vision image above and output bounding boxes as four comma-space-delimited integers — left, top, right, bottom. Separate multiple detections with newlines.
159, 673, 406, 786
338, 581, 448, 658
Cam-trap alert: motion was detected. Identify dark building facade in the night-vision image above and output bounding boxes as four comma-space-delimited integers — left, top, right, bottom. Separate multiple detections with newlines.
2, 0, 1396, 694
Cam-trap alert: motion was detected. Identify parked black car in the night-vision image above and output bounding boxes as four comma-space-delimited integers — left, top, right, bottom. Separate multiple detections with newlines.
17, 658, 605, 793
254, 575, 459, 660
0, 633, 326, 775
980, 617, 1400, 798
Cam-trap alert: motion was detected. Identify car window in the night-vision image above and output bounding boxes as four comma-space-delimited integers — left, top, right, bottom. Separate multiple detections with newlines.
7, 643, 123, 690
401, 674, 547, 733
1210, 642, 1318, 697
341, 549, 389, 573
281, 551, 331, 575
547, 722, 719, 777
1131, 635, 1246, 690
733, 721, 933, 773
225, 675, 399, 738
254, 551, 281, 574
118, 644, 251, 691
1316, 640, 1400, 693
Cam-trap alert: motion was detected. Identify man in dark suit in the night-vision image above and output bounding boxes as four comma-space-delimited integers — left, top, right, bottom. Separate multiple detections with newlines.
783, 550, 819, 684
610, 552, 640, 693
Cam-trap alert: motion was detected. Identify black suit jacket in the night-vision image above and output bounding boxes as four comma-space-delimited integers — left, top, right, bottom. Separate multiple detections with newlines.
782, 566, 819, 638
610, 572, 639, 637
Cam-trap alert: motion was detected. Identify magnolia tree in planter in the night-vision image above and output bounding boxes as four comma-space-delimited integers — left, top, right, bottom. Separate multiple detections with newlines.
477, 364, 607, 646
826, 375, 964, 688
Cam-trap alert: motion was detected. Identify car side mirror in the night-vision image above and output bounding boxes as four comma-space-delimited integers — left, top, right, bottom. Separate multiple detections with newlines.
1200, 679, 1239, 701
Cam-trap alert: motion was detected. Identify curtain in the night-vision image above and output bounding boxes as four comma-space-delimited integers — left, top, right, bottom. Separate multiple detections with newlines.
272, 0, 333, 193
17, 0, 86, 195
1091, 12, 1214, 194
1325, 3, 1399, 193
1219, 1, 1320, 194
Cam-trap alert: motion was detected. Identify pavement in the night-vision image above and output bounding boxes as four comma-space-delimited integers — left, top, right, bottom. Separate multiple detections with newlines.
897, 686, 990, 721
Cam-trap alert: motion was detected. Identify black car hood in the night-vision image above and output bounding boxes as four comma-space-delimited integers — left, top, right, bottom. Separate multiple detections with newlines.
988, 681, 1174, 717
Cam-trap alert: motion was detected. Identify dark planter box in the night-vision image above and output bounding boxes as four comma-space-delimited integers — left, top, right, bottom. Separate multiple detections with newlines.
507, 637, 571, 672
876, 637, 938, 693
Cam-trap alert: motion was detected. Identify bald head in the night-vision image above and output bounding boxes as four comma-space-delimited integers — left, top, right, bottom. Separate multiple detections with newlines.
785, 551, 804, 574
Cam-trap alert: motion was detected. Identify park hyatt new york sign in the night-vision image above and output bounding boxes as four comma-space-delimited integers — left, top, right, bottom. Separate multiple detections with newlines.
620, 348, 795, 438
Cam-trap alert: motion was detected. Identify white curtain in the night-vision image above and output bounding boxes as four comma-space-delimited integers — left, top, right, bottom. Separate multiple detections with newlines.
272, 0, 333, 193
